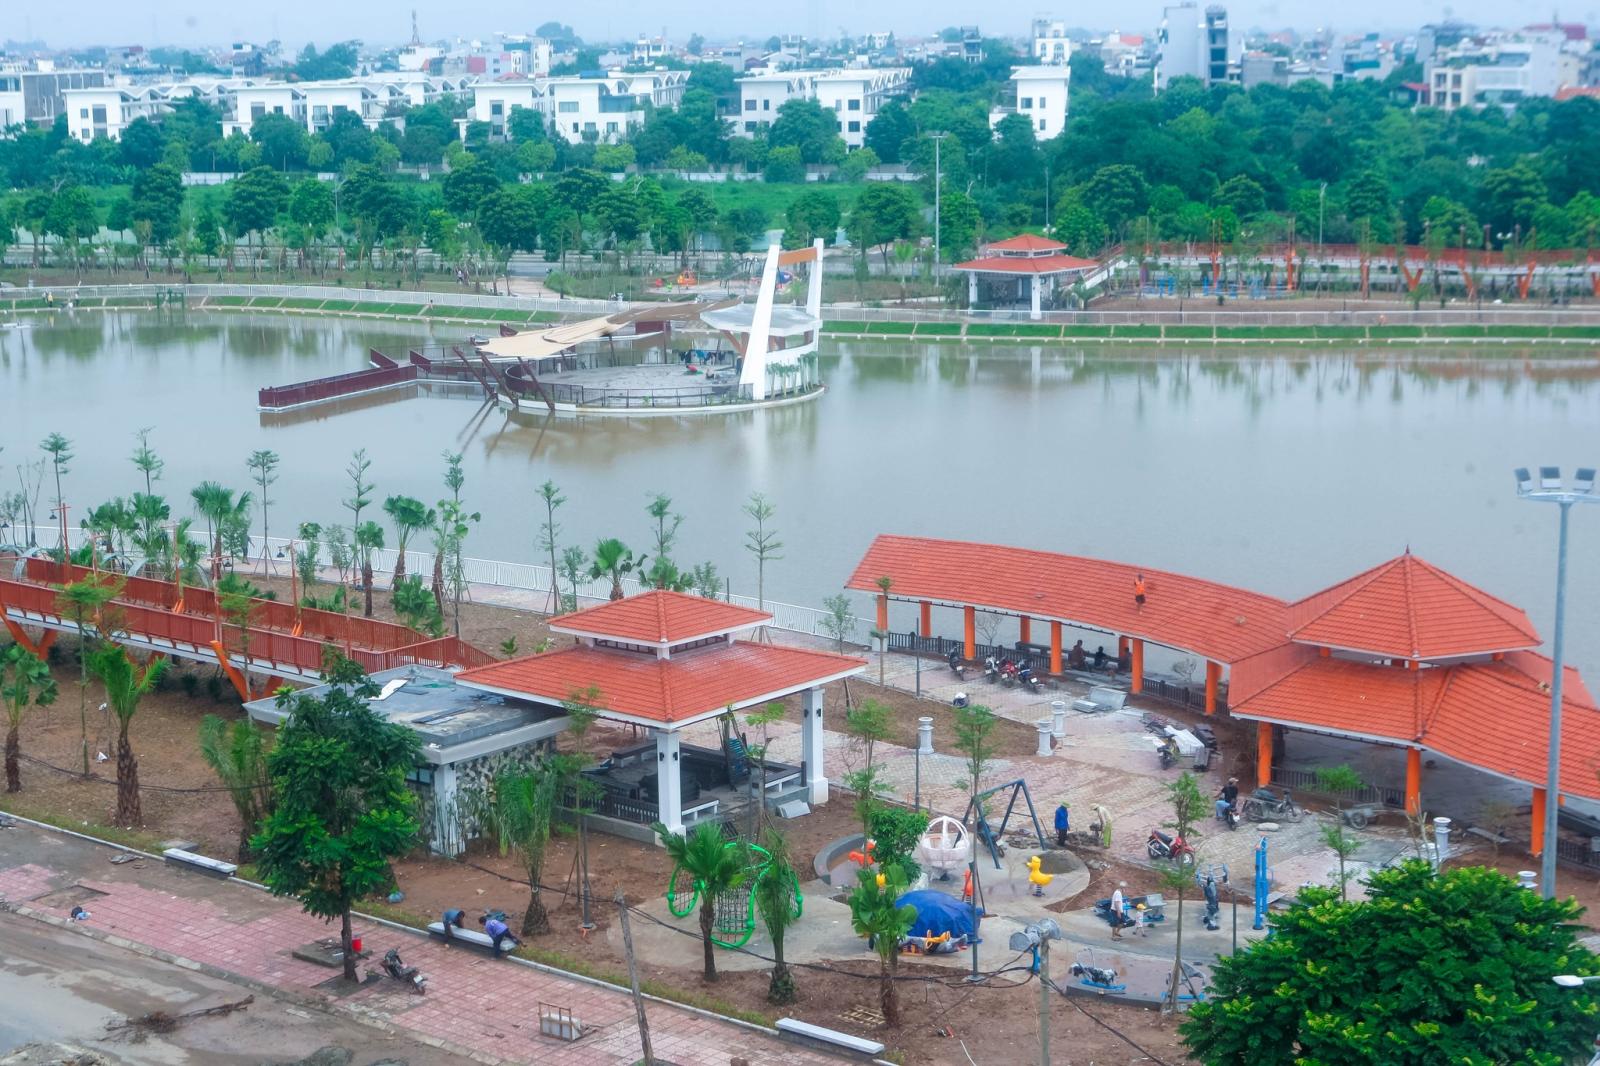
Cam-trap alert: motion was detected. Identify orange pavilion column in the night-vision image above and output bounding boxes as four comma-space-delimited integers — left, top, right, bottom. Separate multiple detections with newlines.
1256, 722, 1273, 788
876, 594, 889, 633
1532, 787, 1548, 857
1405, 748, 1422, 815
919, 601, 931, 638
1049, 622, 1063, 675
1204, 661, 1221, 715
963, 606, 976, 660
1019, 617, 1032, 645
1117, 636, 1130, 658
1130, 639, 1145, 694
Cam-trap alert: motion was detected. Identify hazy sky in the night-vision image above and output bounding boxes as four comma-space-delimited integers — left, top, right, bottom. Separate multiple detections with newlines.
8, 0, 1582, 51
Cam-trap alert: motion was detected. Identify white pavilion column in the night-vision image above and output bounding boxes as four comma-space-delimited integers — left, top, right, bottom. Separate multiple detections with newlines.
654, 728, 684, 837
801, 686, 828, 804
1030, 274, 1042, 319
968, 272, 978, 304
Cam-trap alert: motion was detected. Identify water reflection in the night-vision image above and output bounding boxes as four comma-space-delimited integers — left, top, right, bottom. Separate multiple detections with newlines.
2, 314, 1597, 671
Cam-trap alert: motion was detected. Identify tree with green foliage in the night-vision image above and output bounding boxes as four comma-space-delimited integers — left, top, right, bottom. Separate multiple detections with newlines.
768, 98, 844, 164
755, 828, 801, 1004
865, 100, 916, 163
848, 861, 918, 1026
353, 520, 384, 619
1181, 862, 1600, 1064
743, 700, 786, 837
392, 575, 444, 637
198, 714, 275, 861
785, 190, 841, 246
130, 162, 185, 248
43, 185, 98, 280
558, 545, 588, 612
847, 183, 920, 268
56, 573, 123, 774
820, 594, 857, 653
250, 112, 311, 170
764, 145, 805, 184
1158, 770, 1207, 1010
287, 177, 335, 267
252, 654, 420, 982
472, 759, 569, 935
245, 449, 279, 567
588, 538, 643, 601
381, 495, 432, 593
952, 702, 998, 815
653, 821, 749, 982
742, 492, 781, 611
844, 698, 893, 838
2, 644, 57, 793
1314, 764, 1366, 900
88, 644, 168, 826
224, 166, 289, 274
869, 806, 931, 882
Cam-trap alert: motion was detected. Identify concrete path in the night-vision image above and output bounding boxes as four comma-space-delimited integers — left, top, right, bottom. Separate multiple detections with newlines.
0, 821, 849, 1066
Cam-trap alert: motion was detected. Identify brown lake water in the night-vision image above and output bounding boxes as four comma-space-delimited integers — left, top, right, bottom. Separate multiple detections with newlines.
2, 310, 1596, 672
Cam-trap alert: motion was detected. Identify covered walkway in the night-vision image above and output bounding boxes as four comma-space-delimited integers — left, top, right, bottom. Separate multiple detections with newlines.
1, 557, 492, 700
847, 534, 1291, 713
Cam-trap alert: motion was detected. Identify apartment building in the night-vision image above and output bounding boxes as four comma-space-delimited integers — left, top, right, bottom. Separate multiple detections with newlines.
1426, 30, 1580, 109
988, 65, 1072, 139
0, 66, 106, 129
1156, 2, 1236, 89
734, 67, 909, 147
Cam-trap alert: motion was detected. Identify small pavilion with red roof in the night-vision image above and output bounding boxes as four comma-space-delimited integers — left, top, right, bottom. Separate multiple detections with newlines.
849, 535, 1598, 855
455, 590, 866, 836
953, 235, 1100, 319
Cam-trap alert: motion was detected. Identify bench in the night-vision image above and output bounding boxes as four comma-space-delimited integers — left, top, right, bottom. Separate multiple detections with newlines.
1072, 687, 1128, 714
776, 1018, 886, 1057
161, 848, 237, 878
426, 922, 507, 955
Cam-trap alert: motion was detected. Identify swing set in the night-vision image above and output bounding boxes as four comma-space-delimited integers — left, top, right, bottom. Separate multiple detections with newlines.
665, 840, 803, 949
963, 779, 1047, 870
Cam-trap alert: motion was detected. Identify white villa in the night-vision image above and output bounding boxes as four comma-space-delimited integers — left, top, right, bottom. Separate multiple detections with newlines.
989, 66, 1073, 139
471, 70, 688, 144
734, 67, 910, 148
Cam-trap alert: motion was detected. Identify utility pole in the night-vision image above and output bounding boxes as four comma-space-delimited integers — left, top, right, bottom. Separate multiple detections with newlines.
1037, 931, 1051, 1066
930, 131, 949, 274
615, 892, 654, 1066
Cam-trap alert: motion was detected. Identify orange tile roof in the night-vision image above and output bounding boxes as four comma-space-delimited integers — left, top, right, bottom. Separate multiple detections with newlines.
846, 534, 1289, 664
951, 253, 1101, 274
455, 641, 866, 726
1285, 551, 1540, 660
549, 590, 771, 645
983, 234, 1068, 253
1231, 651, 1600, 799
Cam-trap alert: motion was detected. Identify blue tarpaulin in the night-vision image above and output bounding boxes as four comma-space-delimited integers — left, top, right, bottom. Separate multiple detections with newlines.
896, 890, 981, 941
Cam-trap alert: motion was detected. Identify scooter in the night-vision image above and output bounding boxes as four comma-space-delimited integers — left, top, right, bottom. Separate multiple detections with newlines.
947, 650, 968, 680
1241, 787, 1302, 824
381, 947, 427, 993
1215, 799, 1240, 831
1156, 736, 1180, 770
1017, 665, 1045, 693
983, 656, 1002, 683
1146, 828, 1196, 865
999, 659, 1020, 686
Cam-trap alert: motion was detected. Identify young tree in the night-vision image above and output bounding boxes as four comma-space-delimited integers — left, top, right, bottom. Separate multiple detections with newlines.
755, 828, 802, 1004
198, 714, 274, 862
742, 492, 782, 610
653, 821, 749, 982
645, 492, 683, 568
1315, 764, 1366, 901
39, 432, 72, 546
252, 654, 420, 981
2, 645, 57, 793
433, 500, 478, 635
588, 538, 644, 601
353, 520, 385, 618
88, 644, 169, 826
952, 701, 998, 815
743, 700, 786, 837
343, 448, 373, 537
393, 575, 444, 637
381, 495, 432, 593
536, 481, 565, 613
189, 481, 251, 581
1159, 770, 1207, 1011
246, 450, 279, 569
56, 574, 123, 775
871, 575, 893, 684
472, 759, 567, 935
844, 698, 893, 839
1182, 863, 1600, 1064
848, 862, 918, 1026
558, 545, 588, 613
820, 595, 857, 653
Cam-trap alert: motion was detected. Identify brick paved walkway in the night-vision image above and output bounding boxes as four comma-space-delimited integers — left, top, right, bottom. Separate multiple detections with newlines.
0, 826, 848, 1066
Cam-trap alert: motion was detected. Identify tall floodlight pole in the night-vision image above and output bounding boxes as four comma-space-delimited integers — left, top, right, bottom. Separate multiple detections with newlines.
929, 131, 949, 275
1514, 465, 1598, 900
1318, 182, 1327, 251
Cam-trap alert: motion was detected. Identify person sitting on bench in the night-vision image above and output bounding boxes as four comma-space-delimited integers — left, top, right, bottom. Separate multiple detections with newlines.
1067, 640, 1086, 669
441, 907, 467, 940
480, 913, 520, 958
1092, 646, 1107, 669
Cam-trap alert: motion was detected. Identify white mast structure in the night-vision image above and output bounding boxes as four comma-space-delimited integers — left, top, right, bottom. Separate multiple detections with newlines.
704, 238, 824, 401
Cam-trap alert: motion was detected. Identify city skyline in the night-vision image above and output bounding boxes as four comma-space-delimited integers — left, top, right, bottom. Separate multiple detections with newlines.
5, 0, 1581, 53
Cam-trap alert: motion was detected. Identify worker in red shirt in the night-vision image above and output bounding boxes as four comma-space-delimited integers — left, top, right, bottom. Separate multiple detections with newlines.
1134, 573, 1147, 610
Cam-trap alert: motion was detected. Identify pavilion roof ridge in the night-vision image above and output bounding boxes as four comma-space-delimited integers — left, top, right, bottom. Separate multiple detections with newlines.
1401, 548, 1420, 658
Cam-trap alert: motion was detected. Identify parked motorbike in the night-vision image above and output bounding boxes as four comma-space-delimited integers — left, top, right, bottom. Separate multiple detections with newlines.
1017, 665, 1045, 693
984, 656, 1002, 683
381, 947, 427, 993
1146, 828, 1196, 865
999, 659, 1020, 686
947, 650, 968, 680
1241, 787, 1302, 823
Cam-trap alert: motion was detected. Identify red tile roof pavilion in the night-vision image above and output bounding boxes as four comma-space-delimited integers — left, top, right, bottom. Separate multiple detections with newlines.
457, 590, 866, 728
952, 234, 1100, 276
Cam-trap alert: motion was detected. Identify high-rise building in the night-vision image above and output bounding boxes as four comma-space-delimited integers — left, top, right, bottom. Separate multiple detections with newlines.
1156, 1, 1235, 89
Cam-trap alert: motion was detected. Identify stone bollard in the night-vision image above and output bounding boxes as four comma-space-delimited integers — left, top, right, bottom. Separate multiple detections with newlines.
1433, 816, 1451, 866
1050, 700, 1067, 739
1517, 870, 1538, 891
917, 716, 934, 756
1035, 719, 1054, 757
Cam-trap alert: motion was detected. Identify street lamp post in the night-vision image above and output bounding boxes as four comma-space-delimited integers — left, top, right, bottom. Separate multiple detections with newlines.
929, 131, 949, 275
1515, 465, 1599, 900
1318, 182, 1327, 252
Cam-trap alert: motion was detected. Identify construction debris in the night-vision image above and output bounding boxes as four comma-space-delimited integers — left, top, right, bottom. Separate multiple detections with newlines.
105, 996, 253, 1042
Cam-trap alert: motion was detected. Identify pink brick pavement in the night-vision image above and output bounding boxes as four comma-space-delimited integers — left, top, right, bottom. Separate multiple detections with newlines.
0, 855, 846, 1066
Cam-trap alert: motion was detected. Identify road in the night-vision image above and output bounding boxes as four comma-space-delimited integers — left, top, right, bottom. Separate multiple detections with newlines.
0, 917, 460, 1065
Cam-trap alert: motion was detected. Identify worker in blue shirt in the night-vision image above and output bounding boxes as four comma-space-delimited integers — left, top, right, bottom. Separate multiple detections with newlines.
1055, 803, 1070, 846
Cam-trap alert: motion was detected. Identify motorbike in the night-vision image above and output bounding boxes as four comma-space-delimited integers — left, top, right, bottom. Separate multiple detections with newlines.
999, 659, 1020, 686
983, 656, 1002, 683
1215, 798, 1240, 831
381, 947, 427, 993
1240, 787, 1302, 824
947, 650, 968, 680
1146, 828, 1196, 865
1017, 665, 1045, 693
1156, 736, 1180, 770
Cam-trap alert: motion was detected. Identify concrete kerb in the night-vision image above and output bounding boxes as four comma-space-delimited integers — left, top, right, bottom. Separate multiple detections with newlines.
0, 813, 896, 1065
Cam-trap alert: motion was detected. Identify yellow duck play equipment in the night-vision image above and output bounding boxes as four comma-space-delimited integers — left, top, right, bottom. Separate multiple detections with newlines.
1027, 855, 1055, 897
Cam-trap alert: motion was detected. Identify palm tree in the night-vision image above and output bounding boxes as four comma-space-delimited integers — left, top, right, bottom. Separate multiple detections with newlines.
2, 645, 58, 793
129, 493, 171, 575
589, 538, 645, 601
473, 761, 566, 935
393, 575, 443, 637
848, 862, 918, 1027
755, 828, 802, 1004
353, 521, 385, 618
198, 714, 274, 862
381, 495, 433, 593
653, 821, 748, 982
189, 481, 252, 582
88, 644, 168, 827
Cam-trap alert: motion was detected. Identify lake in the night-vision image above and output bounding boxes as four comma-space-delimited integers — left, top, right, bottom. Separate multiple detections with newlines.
2, 310, 1596, 673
